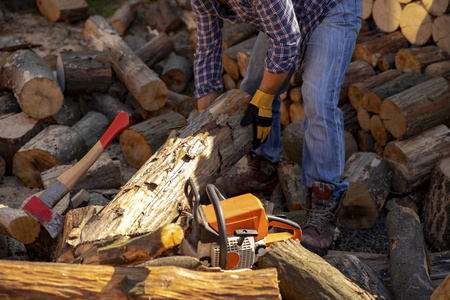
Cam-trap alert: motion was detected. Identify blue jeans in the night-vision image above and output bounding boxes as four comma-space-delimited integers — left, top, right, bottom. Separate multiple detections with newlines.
240, 0, 363, 200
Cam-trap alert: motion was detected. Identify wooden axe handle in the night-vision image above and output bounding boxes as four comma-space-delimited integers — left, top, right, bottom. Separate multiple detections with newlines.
58, 111, 129, 190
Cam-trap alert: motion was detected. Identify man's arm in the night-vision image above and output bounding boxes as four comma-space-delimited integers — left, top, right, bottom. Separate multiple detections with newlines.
197, 91, 220, 111
259, 69, 291, 95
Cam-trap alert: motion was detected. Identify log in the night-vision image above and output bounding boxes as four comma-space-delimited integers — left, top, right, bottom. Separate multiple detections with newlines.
222, 22, 257, 50
0, 93, 20, 116
84, 15, 168, 112
357, 130, 376, 152
395, 45, 450, 72
363, 0, 374, 19
278, 162, 308, 211
386, 206, 434, 300
0, 156, 4, 181
348, 69, 401, 113
161, 55, 193, 93
344, 130, 358, 161
0, 260, 281, 299
135, 33, 174, 69
289, 86, 302, 103
72, 111, 110, 149
379, 76, 450, 140
357, 108, 372, 132
377, 52, 396, 72
423, 0, 449, 16
223, 36, 257, 80
256, 239, 376, 300
0, 112, 45, 175
432, 15, 450, 55
352, 31, 408, 66
370, 114, 392, 146
36, 0, 89, 23
0, 205, 40, 244
341, 152, 391, 228
119, 111, 187, 168
340, 102, 359, 135
61, 89, 254, 251
91, 93, 141, 126
280, 100, 290, 126
383, 124, 450, 193
361, 72, 428, 113
281, 119, 304, 166
13, 125, 87, 188
108, 0, 140, 35
400, 1, 433, 45
237, 51, 251, 79
422, 156, 450, 251
339, 60, 376, 105
372, 0, 403, 33
56, 50, 112, 94
144, 0, 182, 34
431, 275, 450, 300
222, 73, 237, 91
50, 96, 82, 126
0, 49, 63, 119
424, 60, 450, 77
288, 102, 304, 123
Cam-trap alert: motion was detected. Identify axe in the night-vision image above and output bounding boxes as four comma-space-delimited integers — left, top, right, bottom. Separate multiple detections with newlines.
23, 111, 130, 238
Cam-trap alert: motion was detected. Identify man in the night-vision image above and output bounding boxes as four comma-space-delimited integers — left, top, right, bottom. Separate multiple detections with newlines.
191, 0, 362, 256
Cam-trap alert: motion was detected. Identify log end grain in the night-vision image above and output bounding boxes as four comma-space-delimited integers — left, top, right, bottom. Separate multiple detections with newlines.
395, 48, 421, 72
339, 182, 378, 229
0, 205, 40, 244
20, 78, 64, 119
289, 102, 305, 123
119, 129, 152, 168
140, 81, 168, 111
372, 0, 402, 33
400, 2, 433, 45
432, 15, 450, 55
379, 99, 405, 139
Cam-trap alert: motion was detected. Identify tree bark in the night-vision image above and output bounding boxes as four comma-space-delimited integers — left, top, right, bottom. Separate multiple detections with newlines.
383, 124, 450, 193
386, 206, 434, 300
340, 60, 376, 105
161, 55, 193, 93
400, 1, 433, 45
37, 0, 89, 23
379, 76, 450, 140
91, 93, 142, 126
135, 33, 174, 69
84, 15, 168, 112
72, 111, 110, 149
370, 114, 392, 146
422, 156, 450, 251
372, 0, 402, 33
0, 260, 281, 299
119, 111, 187, 168
56, 50, 112, 94
256, 239, 376, 300
341, 152, 392, 228
144, 0, 182, 34
0, 93, 20, 116
278, 162, 308, 211
395, 45, 450, 72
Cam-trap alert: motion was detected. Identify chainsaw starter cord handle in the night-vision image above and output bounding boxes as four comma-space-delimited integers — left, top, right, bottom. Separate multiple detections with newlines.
206, 184, 228, 270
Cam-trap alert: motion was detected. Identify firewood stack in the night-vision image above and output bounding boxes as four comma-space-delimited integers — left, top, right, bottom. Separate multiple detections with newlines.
0, 0, 449, 298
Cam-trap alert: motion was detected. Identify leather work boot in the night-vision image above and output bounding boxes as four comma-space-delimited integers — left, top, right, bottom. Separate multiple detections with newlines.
301, 181, 346, 256
214, 155, 278, 196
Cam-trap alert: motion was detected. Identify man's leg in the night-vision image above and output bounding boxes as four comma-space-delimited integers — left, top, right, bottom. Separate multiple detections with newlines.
300, 0, 362, 255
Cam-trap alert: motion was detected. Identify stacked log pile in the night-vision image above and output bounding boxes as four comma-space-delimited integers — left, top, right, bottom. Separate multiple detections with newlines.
0, 0, 449, 298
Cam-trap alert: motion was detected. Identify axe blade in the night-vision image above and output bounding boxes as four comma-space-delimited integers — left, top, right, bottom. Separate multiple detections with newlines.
23, 195, 65, 238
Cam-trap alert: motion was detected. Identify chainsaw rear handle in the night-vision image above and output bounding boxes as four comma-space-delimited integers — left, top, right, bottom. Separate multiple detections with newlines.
266, 215, 302, 245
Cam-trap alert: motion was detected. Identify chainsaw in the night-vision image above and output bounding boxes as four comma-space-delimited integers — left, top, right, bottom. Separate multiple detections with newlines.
180, 179, 302, 270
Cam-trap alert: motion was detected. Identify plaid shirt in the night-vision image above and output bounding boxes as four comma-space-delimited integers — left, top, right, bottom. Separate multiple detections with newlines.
192, 0, 339, 99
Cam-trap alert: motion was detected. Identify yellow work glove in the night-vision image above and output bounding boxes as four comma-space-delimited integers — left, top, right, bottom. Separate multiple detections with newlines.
240, 89, 275, 149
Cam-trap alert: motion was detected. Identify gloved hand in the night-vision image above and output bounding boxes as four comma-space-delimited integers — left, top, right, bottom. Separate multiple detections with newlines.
240, 89, 275, 149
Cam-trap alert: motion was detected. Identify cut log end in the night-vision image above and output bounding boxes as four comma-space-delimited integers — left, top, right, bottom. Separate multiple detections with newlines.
400, 2, 433, 45
20, 78, 64, 119
120, 129, 152, 169
160, 223, 184, 249
372, 0, 402, 33
395, 48, 420, 72
13, 149, 60, 188
379, 99, 406, 139
340, 183, 378, 228
140, 82, 168, 111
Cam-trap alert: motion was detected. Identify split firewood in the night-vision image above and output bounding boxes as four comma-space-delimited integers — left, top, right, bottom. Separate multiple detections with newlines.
383, 124, 450, 193
357, 108, 372, 132
56, 50, 112, 94
395, 45, 450, 72
280, 100, 290, 126
0, 43, 63, 119
223, 36, 257, 80
13, 125, 87, 188
278, 162, 308, 211
108, 0, 140, 35
60, 89, 253, 253
36, 0, 89, 23
144, 0, 182, 34
423, 156, 450, 251
329, 254, 393, 300
0, 260, 281, 299
348, 69, 401, 113
0, 205, 40, 244
222, 22, 257, 50
281, 119, 304, 166
40, 152, 122, 195
72, 111, 110, 149
71, 189, 90, 208
352, 31, 408, 66
288, 102, 304, 123
91, 93, 142, 126
119, 111, 187, 168
339, 60, 375, 105
161, 55, 193, 93
424, 60, 450, 77
370, 114, 392, 146
84, 15, 168, 112
386, 206, 434, 300
222, 73, 237, 91
431, 275, 450, 300
0, 93, 20, 116
341, 152, 391, 228
344, 130, 358, 161
372, 0, 403, 33
256, 239, 376, 300
289, 86, 302, 103
379, 76, 450, 140
432, 15, 450, 55
377, 52, 396, 72
357, 130, 376, 152
135, 33, 174, 69
400, 1, 433, 45
0, 112, 45, 175
361, 72, 428, 115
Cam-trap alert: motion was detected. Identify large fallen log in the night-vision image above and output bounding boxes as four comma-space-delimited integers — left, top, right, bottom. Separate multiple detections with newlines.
256, 239, 376, 300
84, 15, 168, 112
0, 260, 281, 299
61, 89, 253, 253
